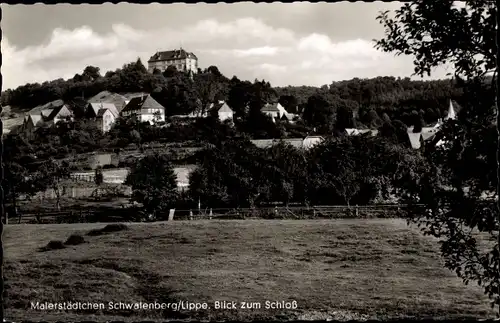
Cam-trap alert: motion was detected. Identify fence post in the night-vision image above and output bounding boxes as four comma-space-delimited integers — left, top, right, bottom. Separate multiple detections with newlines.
189, 210, 193, 220
209, 208, 213, 220
356, 205, 359, 217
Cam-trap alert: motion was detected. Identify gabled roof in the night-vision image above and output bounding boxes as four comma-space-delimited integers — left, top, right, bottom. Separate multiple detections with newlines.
88, 91, 127, 111
97, 109, 113, 118
40, 109, 54, 118
28, 99, 65, 114
148, 49, 198, 62
121, 95, 165, 113
217, 102, 233, 114
47, 104, 72, 121
88, 102, 119, 118
27, 114, 43, 127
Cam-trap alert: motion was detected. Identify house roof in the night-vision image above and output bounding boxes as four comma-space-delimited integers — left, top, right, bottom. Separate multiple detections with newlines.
28, 99, 65, 114
217, 102, 233, 114
148, 49, 198, 62
121, 95, 165, 113
420, 127, 438, 141
261, 103, 281, 112
40, 109, 54, 118
26, 114, 43, 127
88, 91, 127, 111
120, 92, 150, 100
89, 103, 119, 118
444, 99, 458, 120
345, 128, 379, 137
283, 138, 304, 149
305, 135, 324, 140
97, 109, 111, 117
251, 139, 276, 149
47, 104, 72, 121
251, 138, 312, 150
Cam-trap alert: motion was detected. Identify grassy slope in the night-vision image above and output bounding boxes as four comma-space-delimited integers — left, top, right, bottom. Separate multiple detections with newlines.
4, 219, 496, 321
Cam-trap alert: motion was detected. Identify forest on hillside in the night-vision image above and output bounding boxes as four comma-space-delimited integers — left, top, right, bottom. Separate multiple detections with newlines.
2, 58, 463, 134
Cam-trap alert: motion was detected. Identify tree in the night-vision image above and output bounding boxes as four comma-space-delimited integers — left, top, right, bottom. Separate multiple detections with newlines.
36, 159, 71, 211
207, 65, 222, 77
125, 154, 179, 216
82, 66, 101, 82
335, 105, 356, 131
2, 134, 38, 222
302, 94, 334, 132
375, 0, 499, 311
93, 166, 104, 198
188, 139, 262, 208
193, 71, 225, 115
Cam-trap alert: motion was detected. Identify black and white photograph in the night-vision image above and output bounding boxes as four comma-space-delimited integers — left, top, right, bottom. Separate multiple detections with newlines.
1, 1, 499, 321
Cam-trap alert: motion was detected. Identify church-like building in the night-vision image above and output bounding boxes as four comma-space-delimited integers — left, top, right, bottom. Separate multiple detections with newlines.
407, 99, 458, 149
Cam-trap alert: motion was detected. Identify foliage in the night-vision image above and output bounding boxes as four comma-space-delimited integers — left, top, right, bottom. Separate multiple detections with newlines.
189, 134, 423, 208
375, 0, 499, 311
94, 166, 104, 186
125, 153, 179, 213
35, 159, 72, 211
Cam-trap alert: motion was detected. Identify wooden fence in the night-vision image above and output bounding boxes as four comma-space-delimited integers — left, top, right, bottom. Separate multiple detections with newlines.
5, 204, 425, 225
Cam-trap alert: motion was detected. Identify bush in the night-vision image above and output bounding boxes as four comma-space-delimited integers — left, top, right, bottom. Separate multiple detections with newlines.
87, 223, 129, 236
65, 234, 85, 245
40, 240, 66, 251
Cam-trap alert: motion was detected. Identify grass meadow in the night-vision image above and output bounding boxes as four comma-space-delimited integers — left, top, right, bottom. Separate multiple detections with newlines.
4, 219, 497, 321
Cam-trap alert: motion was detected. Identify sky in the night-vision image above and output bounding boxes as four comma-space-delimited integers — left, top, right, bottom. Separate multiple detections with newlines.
1, 2, 455, 91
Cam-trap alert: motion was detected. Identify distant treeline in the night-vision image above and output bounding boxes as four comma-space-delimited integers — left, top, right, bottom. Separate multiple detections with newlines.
2, 58, 463, 133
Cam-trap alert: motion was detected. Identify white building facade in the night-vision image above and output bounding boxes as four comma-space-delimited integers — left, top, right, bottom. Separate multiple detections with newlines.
147, 49, 198, 74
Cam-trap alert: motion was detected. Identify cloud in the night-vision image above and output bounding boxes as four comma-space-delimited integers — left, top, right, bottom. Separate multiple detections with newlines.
2, 17, 452, 91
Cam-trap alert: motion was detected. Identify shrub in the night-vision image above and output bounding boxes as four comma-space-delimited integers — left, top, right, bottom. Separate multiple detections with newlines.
87, 223, 129, 236
40, 240, 66, 251
65, 234, 85, 245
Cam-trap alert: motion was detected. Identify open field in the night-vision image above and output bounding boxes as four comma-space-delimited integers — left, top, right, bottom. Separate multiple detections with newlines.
4, 219, 497, 321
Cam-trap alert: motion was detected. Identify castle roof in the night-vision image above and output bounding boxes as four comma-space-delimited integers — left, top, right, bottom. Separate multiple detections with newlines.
148, 49, 198, 62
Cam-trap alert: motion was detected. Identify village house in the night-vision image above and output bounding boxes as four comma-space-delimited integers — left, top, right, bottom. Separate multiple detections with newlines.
407, 99, 458, 149
345, 128, 379, 137
121, 94, 166, 124
147, 48, 198, 74
303, 135, 324, 149
86, 102, 119, 132
261, 102, 290, 122
87, 91, 128, 112
22, 100, 73, 135
208, 101, 234, 122
251, 136, 324, 150
171, 101, 235, 123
